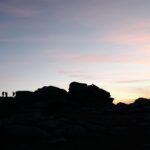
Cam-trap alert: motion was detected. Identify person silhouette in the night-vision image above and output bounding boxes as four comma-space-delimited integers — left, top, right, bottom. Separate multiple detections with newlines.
5, 92, 8, 97
2, 91, 5, 97
13, 92, 15, 97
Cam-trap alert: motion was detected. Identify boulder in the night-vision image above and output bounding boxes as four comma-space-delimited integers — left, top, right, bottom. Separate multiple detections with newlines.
15, 91, 34, 104
16, 91, 34, 99
87, 84, 114, 104
34, 86, 67, 101
69, 82, 88, 94
33, 86, 68, 111
132, 98, 150, 107
68, 82, 114, 106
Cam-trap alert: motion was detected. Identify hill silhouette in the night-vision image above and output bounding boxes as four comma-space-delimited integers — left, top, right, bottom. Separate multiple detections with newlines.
0, 81, 149, 150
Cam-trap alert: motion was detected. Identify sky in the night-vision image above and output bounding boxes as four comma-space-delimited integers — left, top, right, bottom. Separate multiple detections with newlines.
0, 0, 150, 103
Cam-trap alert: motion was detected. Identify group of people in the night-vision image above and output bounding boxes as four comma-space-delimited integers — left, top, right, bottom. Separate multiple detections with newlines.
2, 92, 8, 97
1, 92, 16, 97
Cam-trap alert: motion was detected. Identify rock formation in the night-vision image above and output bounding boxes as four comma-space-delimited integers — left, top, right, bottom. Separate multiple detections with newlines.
0, 82, 149, 150
68, 82, 114, 106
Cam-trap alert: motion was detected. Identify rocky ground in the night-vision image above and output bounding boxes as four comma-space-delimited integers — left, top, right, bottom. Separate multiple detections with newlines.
0, 82, 149, 150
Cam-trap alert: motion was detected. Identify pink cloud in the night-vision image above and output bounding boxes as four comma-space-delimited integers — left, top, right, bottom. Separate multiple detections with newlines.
58, 69, 92, 78
98, 19, 150, 45
70, 53, 150, 65
57, 69, 108, 80
116, 79, 150, 84
44, 49, 150, 65
139, 47, 150, 53
101, 33, 150, 45
74, 54, 129, 63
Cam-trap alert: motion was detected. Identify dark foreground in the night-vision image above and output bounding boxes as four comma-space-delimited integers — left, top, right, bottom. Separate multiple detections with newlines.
0, 82, 149, 150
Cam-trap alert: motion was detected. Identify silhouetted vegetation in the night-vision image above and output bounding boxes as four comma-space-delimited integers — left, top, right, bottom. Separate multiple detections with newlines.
0, 82, 149, 150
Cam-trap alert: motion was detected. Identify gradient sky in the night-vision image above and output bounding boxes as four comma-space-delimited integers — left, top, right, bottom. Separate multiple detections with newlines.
0, 0, 150, 103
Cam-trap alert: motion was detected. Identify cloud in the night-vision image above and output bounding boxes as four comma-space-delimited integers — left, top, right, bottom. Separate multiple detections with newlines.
116, 79, 150, 84
40, 48, 150, 65
58, 69, 94, 79
73, 54, 130, 63
100, 31, 150, 45
97, 18, 150, 46
139, 47, 150, 53
130, 87, 150, 99
70, 53, 150, 65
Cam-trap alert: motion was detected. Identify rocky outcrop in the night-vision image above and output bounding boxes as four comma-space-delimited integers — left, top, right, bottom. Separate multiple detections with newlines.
132, 97, 150, 106
34, 86, 67, 101
0, 82, 150, 150
68, 82, 114, 106
15, 91, 34, 103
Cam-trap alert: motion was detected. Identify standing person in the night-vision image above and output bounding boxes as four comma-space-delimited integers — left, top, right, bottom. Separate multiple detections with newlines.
13, 92, 15, 97
2, 91, 4, 97
5, 92, 8, 97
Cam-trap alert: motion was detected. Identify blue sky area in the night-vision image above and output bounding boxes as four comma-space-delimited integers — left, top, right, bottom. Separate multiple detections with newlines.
1, 0, 150, 103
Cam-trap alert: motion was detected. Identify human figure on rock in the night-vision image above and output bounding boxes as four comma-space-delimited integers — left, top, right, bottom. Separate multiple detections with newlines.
13, 92, 15, 97
2, 91, 5, 97
5, 92, 8, 97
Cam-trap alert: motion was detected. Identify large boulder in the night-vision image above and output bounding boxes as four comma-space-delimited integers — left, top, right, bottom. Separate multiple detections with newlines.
34, 86, 67, 103
16, 91, 34, 99
69, 82, 88, 100
69, 82, 88, 93
68, 82, 114, 106
15, 91, 35, 104
131, 98, 150, 107
87, 84, 112, 100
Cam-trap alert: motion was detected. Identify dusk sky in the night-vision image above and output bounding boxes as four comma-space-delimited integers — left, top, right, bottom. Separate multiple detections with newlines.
1, 0, 150, 103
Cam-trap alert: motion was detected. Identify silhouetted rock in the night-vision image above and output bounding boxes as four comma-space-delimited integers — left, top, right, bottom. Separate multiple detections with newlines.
34, 86, 67, 101
87, 84, 114, 104
15, 91, 35, 106
69, 82, 88, 94
3, 124, 50, 139
133, 97, 150, 106
117, 102, 127, 107
66, 124, 87, 138
16, 91, 34, 100
0, 82, 150, 150
33, 86, 68, 112
69, 82, 114, 106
